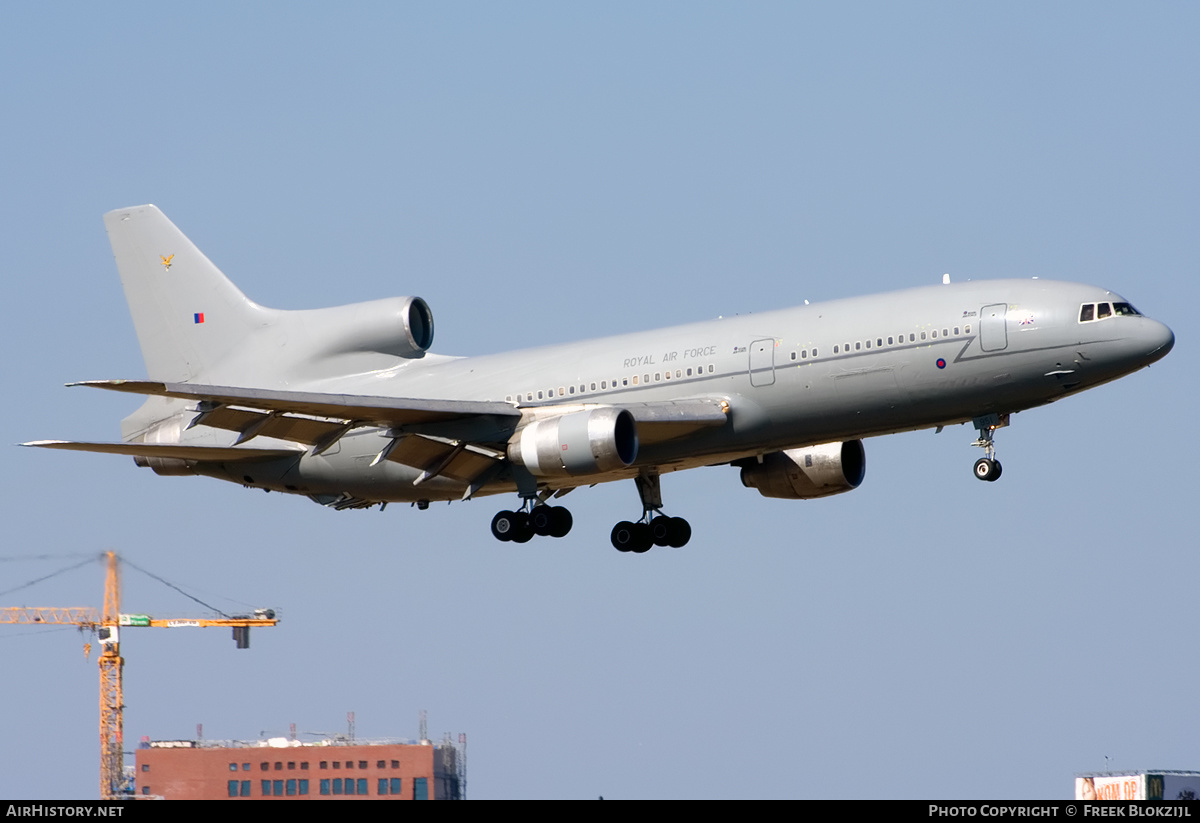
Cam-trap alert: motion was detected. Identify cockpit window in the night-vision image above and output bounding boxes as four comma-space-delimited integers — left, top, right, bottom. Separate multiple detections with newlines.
1081, 301, 1141, 322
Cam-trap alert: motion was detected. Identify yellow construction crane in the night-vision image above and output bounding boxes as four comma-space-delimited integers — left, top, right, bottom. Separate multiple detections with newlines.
1, 551, 278, 799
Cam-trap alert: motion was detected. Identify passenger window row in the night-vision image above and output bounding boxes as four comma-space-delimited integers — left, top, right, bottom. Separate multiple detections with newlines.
817, 324, 970, 357
507, 364, 717, 404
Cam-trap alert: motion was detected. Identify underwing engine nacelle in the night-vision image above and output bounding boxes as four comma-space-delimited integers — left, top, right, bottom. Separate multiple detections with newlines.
740, 440, 866, 499
131, 416, 195, 477
509, 407, 639, 477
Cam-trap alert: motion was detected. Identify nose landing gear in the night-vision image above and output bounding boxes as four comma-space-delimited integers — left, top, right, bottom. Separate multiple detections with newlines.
970, 413, 1008, 482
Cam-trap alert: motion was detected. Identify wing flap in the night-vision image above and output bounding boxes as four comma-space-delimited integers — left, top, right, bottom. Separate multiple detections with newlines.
190, 405, 353, 447
383, 434, 505, 484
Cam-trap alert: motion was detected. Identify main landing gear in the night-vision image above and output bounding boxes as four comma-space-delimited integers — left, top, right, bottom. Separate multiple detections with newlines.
491, 500, 573, 543
610, 471, 691, 553
970, 413, 1009, 482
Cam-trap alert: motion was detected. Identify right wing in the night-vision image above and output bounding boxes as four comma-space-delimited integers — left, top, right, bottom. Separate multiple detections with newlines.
30, 380, 730, 491
22, 440, 302, 462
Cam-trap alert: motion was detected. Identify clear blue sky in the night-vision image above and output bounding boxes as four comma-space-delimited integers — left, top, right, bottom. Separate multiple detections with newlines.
1, 2, 1195, 799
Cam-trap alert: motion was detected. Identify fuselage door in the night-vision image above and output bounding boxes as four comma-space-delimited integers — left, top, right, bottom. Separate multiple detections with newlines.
980, 304, 1008, 352
749, 338, 776, 387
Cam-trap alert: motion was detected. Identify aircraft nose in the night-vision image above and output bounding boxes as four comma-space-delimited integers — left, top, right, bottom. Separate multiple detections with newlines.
1144, 319, 1174, 364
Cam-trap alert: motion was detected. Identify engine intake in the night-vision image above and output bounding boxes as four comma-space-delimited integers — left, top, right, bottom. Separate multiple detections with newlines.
509, 408, 638, 477
740, 440, 865, 499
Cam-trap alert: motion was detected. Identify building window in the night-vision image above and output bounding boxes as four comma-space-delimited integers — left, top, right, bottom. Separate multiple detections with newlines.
333, 761, 340, 769
242, 763, 250, 771
228, 780, 238, 798
273, 780, 283, 796
260, 762, 269, 771
287, 761, 295, 770
261, 780, 271, 796
142, 764, 150, 772
228, 763, 237, 772
377, 760, 385, 769
240, 780, 250, 797
357, 778, 368, 795
301, 762, 309, 770
142, 787, 149, 796
298, 779, 309, 795
345, 778, 356, 795
333, 778, 343, 795
359, 761, 368, 770
391, 760, 399, 769
274, 762, 283, 771
286, 779, 296, 796
320, 779, 330, 796
379, 778, 389, 795
415, 777, 428, 800
390, 777, 402, 795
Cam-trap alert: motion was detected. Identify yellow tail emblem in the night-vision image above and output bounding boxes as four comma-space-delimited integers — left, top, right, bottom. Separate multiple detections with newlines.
160, 254, 174, 270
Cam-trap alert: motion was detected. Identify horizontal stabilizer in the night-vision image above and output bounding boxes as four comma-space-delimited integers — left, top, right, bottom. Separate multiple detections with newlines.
22, 440, 302, 462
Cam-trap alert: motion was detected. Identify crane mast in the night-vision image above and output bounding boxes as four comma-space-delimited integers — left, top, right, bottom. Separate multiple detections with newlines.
98, 551, 123, 800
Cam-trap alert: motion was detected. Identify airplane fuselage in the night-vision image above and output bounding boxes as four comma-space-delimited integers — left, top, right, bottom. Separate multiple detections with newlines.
189, 278, 1172, 505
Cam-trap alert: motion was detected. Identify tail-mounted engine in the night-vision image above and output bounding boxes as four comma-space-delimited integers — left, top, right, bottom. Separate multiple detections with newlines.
740, 440, 866, 499
313, 296, 435, 359
509, 407, 639, 477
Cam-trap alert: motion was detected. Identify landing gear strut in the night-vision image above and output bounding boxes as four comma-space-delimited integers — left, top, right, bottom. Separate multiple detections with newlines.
970, 413, 1008, 482
611, 470, 691, 553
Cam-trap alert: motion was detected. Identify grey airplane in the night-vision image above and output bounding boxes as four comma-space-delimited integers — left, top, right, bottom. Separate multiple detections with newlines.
26, 205, 1175, 552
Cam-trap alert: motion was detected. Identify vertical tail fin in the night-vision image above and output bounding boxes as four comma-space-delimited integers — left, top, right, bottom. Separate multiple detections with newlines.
104, 205, 273, 382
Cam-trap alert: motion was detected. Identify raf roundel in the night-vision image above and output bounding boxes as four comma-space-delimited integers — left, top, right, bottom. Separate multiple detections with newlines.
936, 358, 946, 369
